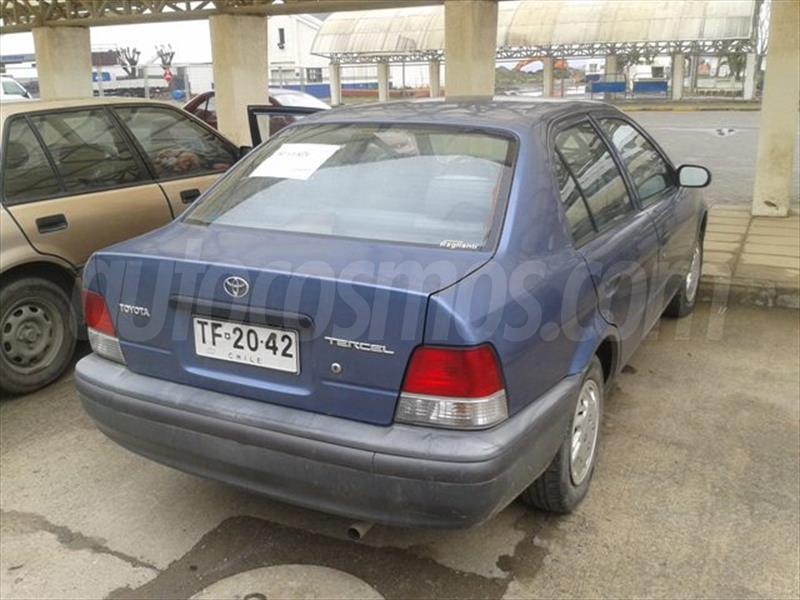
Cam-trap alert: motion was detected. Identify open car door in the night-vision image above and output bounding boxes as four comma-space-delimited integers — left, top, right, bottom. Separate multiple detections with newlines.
247, 106, 324, 146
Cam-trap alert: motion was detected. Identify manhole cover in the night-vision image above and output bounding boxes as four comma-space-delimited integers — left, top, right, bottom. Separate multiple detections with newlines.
191, 565, 384, 600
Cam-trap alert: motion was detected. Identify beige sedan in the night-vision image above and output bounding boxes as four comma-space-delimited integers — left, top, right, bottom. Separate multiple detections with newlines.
0, 97, 240, 394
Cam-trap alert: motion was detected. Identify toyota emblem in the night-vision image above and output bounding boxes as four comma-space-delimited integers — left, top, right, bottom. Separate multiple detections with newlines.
223, 276, 250, 298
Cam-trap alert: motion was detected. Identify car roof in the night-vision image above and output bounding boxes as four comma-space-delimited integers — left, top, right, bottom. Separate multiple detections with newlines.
303, 96, 613, 135
0, 96, 175, 135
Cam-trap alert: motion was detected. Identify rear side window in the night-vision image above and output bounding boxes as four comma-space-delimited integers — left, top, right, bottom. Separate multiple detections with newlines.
30, 109, 148, 194
115, 106, 236, 180
556, 122, 633, 230
2, 118, 61, 203
555, 154, 595, 245
186, 123, 516, 250
599, 118, 673, 205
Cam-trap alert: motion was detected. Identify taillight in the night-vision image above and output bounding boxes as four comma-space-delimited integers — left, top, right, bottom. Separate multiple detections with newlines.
83, 290, 115, 336
395, 344, 508, 429
82, 290, 125, 364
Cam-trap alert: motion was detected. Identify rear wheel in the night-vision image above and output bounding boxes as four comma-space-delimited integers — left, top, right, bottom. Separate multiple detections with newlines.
0, 277, 77, 395
664, 238, 703, 318
520, 356, 604, 513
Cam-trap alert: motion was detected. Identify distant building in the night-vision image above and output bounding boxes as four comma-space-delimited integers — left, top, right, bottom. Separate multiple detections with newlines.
268, 14, 329, 87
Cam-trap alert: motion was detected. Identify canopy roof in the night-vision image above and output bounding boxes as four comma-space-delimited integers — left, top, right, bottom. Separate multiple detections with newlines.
312, 0, 757, 63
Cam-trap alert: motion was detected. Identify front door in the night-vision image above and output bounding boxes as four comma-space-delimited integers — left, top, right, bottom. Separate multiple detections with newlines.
246, 106, 324, 146
113, 104, 240, 216
555, 119, 660, 364
593, 116, 687, 313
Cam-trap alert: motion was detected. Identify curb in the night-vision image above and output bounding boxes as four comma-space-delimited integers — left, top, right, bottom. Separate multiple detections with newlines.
698, 277, 800, 310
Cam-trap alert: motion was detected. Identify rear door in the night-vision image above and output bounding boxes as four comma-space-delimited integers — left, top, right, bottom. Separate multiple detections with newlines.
554, 117, 661, 364
113, 104, 239, 215
247, 106, 324, 146
1, 107, 173, 268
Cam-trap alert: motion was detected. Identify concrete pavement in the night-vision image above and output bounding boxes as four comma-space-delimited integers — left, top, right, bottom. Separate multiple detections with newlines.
700, 205, 800, 308
1, 303, 798, 599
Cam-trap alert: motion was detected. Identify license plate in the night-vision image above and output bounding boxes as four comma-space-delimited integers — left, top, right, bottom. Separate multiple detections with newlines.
192, 317, 299, 374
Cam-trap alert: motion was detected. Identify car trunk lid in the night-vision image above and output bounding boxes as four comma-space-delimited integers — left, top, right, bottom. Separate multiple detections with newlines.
85, 222, 491, 425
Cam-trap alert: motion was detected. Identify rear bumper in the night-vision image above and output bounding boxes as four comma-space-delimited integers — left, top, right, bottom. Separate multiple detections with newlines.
75, 354, 579, 528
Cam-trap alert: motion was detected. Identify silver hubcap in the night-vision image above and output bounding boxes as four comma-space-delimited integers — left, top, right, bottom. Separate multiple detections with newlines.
1, 299, 63, 375
570, 379, 601, 486
686, 244, 702, 303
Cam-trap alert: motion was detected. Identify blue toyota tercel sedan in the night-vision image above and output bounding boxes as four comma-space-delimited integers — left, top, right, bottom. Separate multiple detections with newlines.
76, 99, 709, 527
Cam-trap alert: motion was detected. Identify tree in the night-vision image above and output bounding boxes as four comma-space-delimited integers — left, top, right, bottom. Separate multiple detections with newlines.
115, 47, 140, 78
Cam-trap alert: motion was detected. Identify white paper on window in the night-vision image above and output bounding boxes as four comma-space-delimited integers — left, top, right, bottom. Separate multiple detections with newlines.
249, 143, 341, 180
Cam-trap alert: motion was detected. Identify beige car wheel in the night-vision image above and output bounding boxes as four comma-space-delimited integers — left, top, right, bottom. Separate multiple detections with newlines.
0, 277, 77, 395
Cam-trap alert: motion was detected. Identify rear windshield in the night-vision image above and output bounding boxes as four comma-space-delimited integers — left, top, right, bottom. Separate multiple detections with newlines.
185, 123, 516, 250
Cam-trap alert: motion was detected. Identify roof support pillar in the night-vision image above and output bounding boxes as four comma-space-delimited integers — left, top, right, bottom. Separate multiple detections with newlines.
687, 54, 699, 94
329, 62, 342, 106
752, 0, 799, 217
671, 53, 685, 101
209, 13, 269, 147
377, 61, 390, 102
604, 54, 618, 100
429, 58, 441, 97
743, 52, 757, 101
32, 26, 92, 100
444, 0, 498, 98
542, 57, 554, 97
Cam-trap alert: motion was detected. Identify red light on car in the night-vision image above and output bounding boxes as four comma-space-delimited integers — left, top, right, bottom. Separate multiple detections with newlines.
401, 344, 505, 398
82, 290, 115, 337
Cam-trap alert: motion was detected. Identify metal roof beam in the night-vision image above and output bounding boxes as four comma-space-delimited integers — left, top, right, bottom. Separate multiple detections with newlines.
0, 0, 443, 33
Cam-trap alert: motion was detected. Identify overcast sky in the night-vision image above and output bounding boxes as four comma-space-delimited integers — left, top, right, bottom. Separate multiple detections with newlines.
1, 20, 215, 64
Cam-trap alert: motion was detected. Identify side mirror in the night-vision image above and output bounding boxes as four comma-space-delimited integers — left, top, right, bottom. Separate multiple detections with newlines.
238, 145, 252, 159
677, 164, 711, 188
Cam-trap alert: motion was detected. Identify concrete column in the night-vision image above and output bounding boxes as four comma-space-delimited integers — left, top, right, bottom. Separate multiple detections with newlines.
209, 14, 269, 147
605, 54, 618, 78
542, 57, 554, 97
444, 0, 499, 98
329, 62, 342, 106
688, 54, 699, 93
429, 58, 441, 97
743, 52, 757, 100
604, 54, 618, 100
671, 53, 685, 101
752, 0, 800, 217
377, 61, 390, 102
32, 27, 92, 99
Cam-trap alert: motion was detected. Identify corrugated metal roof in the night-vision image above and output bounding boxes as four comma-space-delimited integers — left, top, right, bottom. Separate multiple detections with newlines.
312, 0, 755, 56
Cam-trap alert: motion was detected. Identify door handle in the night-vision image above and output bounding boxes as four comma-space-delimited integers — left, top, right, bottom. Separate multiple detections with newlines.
180, 188, 201, 204
36, 214, 68, 234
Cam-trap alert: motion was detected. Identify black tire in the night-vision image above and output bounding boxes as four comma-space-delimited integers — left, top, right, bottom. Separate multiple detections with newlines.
0, 277, 77, 395
664, 237, 703, 318
520, 356, 604, 514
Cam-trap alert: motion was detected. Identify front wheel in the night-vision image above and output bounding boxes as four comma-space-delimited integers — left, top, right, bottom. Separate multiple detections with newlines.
520, 356, 604, 514
0, 277, 77, 395
664, 238, 703, 318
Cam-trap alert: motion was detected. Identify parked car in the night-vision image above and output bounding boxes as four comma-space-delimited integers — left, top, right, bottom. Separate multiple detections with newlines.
0, 75, 32, 102
76, 99, 709, 527
0, 98, 241, 394
184, 88, 330, 130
